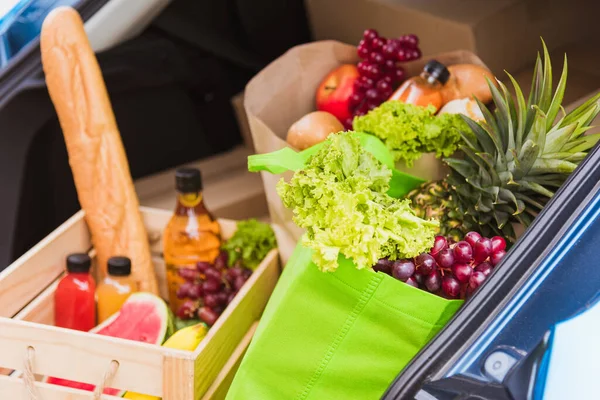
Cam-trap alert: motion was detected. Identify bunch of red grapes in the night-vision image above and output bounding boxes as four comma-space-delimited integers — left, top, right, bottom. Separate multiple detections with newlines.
176, 250, 252, 326
374, 232, 507, 299
348, 29, 422, 125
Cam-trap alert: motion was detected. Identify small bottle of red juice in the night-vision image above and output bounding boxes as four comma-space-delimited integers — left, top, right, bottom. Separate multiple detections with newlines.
54, 253, 96, 331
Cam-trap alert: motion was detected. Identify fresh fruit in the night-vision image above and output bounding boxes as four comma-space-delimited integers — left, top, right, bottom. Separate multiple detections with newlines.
123, 323, 209, 399
440, 64, 495, 105
42, 377, 124, 397
453, 241, 473, 263
407, 41, 600, 243
175, 250, 253, 323
349, 29, 421, 126
392, 260, 415, 281
316, 64, 360, 123
45, 293, 172, 396
376, 231, 507, 299
92, 292, 172, 343
198, 307, 219, 326
286, 111, 344, 150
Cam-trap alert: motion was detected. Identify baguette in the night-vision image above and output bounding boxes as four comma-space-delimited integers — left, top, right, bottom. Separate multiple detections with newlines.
40, 7, 158, 294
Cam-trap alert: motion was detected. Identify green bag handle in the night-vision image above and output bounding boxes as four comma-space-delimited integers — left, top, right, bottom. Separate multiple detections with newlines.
248, 132, 425, 198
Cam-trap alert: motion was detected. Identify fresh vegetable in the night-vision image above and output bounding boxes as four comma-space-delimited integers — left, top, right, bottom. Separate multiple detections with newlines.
287, 111, 344, 150
276, 131, 438, 272
352, 101, 468, 166
222, 219, 277, 270
407, 40, 600, 242
376, 232, 506, 299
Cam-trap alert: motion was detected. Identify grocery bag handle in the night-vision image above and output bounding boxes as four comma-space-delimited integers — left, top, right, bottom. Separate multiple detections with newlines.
24, 346, 120, 400
247, 132, 426, 198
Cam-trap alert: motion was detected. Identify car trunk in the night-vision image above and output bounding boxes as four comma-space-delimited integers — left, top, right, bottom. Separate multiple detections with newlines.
0, 0, 311, 269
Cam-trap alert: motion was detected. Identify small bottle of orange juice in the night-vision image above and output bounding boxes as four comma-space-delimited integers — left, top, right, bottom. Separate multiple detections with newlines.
96, 256, 136, 323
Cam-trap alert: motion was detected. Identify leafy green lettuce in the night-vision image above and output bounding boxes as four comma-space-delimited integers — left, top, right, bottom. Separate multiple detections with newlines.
352, 101, 468, 167
223, 219, 277, 270
276, 131, 438, 272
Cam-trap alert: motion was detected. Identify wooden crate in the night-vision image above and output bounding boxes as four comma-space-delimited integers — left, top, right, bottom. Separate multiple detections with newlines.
0, 207, 279, 399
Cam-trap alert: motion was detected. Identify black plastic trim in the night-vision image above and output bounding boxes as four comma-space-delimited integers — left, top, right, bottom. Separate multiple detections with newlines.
382, 138, 600, 399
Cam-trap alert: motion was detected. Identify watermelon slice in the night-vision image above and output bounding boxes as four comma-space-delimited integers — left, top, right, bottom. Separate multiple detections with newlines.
44, 292, 171, 396
42, 377, 124, 397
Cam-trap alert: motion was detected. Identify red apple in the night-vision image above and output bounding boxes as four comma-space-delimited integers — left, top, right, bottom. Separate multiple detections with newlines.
316, 64, 360, 123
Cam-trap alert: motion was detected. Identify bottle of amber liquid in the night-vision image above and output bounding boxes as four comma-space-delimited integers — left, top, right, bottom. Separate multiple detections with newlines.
163, 168, 222, 313
389, 60, 450, 111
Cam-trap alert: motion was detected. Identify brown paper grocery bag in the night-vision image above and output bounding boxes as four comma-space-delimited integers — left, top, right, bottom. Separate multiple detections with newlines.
244, 40, 488, 263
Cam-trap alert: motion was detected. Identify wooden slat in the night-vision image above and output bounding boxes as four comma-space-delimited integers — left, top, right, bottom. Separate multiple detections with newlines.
192, 249, 279, 397
201, 321, 259, 400
0, 211, 91, 317
162, 352, 196, 400
152, 256, 169, 301
0, 375, 123, 400
13, 278, 60, 324
0, 318, 190, 396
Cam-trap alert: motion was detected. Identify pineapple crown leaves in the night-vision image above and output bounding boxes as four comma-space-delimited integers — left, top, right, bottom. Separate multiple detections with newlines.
444, 38, 600, 236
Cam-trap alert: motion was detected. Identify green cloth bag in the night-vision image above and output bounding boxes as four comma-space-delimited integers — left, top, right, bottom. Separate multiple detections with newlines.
228, 135, 461, 399
227, 244, 463, 399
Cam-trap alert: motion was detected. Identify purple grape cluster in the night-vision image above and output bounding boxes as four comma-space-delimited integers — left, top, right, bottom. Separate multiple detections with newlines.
176, 251, 252, 325
374, 232, 507, 299
347, 28, 422, 127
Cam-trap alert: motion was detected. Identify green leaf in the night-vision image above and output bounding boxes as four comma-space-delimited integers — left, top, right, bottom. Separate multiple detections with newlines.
514, 192, 545, 210
514, 212, 534, 227
474, 97, 500, 140
477, 152, 501, 186
572, 105, 600, 138
563, 134, 600, 153
445, 158, 476, 179
544, 124, 576, 153
526, 54, 543, 131
539, 39, 553, 112
546, 54, 568, 130
529, 159, 577, 175
528, 107, 548, 153
498, 188, 523, 214
493, 210, 510, 229
561, 92, 600, 128
518, 140, 540, 176
541, 152, 587, 163
518, 180, 555, 198
498, 79, 517, 152
461, 146, 493, 186
488, 77, 510, 151
506, 72, 528, 149
461, 115, 496, 155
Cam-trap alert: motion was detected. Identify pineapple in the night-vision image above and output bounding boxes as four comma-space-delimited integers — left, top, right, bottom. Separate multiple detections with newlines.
408, 41, 600, 243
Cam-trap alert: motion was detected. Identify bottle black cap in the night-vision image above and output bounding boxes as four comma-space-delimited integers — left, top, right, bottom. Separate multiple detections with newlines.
107, 256, 131, 276
424, 60, 450, 85
66, 253, 91, 273
175, 168, 202, 193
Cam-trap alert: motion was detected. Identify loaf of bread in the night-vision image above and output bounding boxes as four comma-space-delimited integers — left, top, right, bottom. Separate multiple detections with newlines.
40, 7, 159, 294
